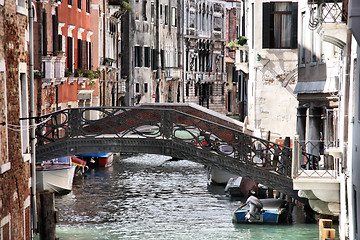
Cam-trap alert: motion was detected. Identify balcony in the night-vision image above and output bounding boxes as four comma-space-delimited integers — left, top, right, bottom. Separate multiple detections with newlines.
309, 0, 348, 47
292, 136, 341, 216
235, 46, 249, 74
42, 55, 68, 87
165, 67, 182, 81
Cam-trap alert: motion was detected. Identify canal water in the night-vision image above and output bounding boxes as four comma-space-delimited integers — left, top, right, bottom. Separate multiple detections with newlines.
55, 154, 319, 240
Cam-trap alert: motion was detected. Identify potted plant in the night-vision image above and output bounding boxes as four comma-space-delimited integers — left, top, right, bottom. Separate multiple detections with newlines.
227, 40, 237, 51
34, 70, 42, 78
65, 68, 74, 77
235, 36, 247, 46
75, 68, 84, 77
56, 50, 65, 57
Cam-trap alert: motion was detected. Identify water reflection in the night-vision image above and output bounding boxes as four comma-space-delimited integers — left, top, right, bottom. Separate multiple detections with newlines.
55, 154, 318, 240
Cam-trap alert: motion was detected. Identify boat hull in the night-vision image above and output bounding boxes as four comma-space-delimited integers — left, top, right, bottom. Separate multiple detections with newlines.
233, 198, 288, 224
36, 165, 76, 194
76, 153, 113, 167
233, 209, 285, 224
208, 167, 238, 184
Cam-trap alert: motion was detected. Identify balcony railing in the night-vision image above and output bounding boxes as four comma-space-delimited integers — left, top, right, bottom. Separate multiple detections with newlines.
165, 67, 182, 81
292, 136, 340, 179
308, 0, 348, 30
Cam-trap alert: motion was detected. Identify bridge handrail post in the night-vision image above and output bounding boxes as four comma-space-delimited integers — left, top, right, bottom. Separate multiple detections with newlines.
292, 135, 301, 178
161, 110, 174, 139
68, 108, 82, 138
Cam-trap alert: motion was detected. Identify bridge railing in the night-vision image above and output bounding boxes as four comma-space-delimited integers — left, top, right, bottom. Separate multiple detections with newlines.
35, 106, 293, 178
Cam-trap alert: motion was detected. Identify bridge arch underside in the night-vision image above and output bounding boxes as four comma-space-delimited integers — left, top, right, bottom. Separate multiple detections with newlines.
36, 137, 304, 202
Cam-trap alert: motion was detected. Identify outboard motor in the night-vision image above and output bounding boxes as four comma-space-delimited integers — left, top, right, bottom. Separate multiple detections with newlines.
245, 196, 263, 222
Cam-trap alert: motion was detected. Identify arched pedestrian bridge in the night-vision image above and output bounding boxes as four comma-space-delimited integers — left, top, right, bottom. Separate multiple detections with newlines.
34, 105, 304, 201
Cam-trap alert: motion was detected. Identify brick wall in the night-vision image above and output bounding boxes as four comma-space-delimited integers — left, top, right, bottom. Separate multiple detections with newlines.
0, 1, 32, 239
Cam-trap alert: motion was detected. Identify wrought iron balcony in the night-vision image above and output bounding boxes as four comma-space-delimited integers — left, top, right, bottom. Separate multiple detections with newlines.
308, 0, 348, 30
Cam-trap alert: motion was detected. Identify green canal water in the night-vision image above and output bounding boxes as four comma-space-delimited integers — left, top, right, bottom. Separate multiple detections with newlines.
54, 154, 320, 240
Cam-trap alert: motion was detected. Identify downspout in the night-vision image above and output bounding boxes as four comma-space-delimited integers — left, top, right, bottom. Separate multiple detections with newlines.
103, 0, 106, 106
156, 0, 160, 100
28, 0, 38, 234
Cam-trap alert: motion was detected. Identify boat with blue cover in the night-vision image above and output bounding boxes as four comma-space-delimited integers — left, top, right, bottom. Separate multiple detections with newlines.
233, 196, 289, 224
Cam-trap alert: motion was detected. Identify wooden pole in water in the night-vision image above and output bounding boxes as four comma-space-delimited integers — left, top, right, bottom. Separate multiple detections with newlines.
37, 190, 59, 240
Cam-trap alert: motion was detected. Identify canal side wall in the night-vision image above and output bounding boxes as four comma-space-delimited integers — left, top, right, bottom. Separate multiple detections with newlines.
0, 1, 32, 239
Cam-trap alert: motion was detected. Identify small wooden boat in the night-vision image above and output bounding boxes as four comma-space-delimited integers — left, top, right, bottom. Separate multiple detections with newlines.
36, 156, 76, 194
76, 152, 114, 168
233, 196, 289, 224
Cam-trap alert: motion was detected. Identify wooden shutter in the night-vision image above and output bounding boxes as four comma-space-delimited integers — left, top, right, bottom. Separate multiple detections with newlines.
291, 2, 298, 49
82, 40, 87, 69
262, 2, 270, 49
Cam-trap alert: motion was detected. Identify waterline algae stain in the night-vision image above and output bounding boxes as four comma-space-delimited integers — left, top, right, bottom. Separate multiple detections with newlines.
54, 154, 319, 239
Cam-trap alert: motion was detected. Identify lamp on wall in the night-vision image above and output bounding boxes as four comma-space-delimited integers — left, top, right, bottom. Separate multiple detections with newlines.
256, 54, 261, 61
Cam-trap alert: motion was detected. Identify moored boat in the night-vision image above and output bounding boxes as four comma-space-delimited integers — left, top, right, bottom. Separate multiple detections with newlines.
76, 152, 114, 168
36, 156, 76, 194
233, 196, 289, 224
71, 156, 88, 176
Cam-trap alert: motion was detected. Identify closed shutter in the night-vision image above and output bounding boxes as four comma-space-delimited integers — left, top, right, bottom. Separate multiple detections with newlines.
262, 2, 270, 49
291, 2, 298, 49
82, 40, 87, 69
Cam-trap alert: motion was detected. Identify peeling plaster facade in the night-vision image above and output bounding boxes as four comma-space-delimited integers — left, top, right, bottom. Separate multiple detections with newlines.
244, 0, 299, 140
122, 0, 183, 106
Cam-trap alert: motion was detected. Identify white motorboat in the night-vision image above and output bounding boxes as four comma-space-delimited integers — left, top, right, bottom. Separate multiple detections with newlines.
36, 156, 76, 194
207, 166, 238, 184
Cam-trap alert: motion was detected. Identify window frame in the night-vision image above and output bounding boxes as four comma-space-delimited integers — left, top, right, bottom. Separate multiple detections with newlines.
262, 2, 298, 49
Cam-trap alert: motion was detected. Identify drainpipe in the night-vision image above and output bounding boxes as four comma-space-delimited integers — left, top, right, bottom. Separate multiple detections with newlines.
28, 0, 38, 234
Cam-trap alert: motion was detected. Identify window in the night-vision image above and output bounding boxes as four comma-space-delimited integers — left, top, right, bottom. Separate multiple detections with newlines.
165, 5, 168, 25
67, 37, 73, 72
152, 49, 157, 70
135, 1, 139, 20
78, 39, 83, 69
17, 0, 26, 8
263, 2, 298, 49
143, 0, 147, 21
42, 12, 47, 56
86, 0, 91, 13
160, 49, 165, 69
78, 0, 82, 9
151, 2, 154, 22
144, 47, 150, 67
20, 73, 29, 155
68, 0, 73, 5
87, 41, 92, 70
300, 11, 305, 65
135, 46, 142, 67
186, 83, 190, 97
171, 7, 177, 27
136, 83, 140, 93
144, 83, 148, 93
160, 4, 163, 23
